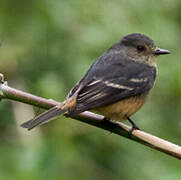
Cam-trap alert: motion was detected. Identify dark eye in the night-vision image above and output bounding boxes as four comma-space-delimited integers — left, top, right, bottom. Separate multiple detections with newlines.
136, 45, 145, 52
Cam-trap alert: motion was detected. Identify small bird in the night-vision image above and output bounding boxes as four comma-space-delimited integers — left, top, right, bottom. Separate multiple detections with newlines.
21, 33, 170, 131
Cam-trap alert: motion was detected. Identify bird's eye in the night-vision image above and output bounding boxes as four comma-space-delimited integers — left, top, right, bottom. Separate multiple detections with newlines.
136, 45, 145, 52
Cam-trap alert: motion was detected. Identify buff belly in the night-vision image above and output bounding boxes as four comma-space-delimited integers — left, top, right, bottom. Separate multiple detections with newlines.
93, 93, 148, 121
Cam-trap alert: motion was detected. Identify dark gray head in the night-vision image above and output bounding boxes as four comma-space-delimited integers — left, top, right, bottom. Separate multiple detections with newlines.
121, 33, 155, 48
113, 33, 170, 65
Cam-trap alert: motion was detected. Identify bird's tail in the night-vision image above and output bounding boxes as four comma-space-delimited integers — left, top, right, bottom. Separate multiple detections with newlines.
21, 97, 77, 130
21, 106, 67, 130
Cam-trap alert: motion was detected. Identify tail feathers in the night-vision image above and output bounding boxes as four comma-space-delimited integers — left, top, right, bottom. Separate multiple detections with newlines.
21, 106, 67, 130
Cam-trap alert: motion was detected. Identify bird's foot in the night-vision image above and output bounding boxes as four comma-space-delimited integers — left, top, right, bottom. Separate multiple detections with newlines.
127, 117, 140, 135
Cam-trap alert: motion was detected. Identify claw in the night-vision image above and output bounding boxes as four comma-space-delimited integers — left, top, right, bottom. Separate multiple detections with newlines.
127, 117, 140, 135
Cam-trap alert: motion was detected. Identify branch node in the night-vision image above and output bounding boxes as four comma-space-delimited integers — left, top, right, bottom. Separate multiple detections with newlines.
0, 73, 8, 101
0, 73, 5, 83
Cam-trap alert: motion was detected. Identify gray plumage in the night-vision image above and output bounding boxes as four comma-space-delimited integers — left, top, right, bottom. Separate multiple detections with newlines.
21, 33, 170, 130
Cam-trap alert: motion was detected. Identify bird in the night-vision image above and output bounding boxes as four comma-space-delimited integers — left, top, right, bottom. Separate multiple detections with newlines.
21, 33, 170, 131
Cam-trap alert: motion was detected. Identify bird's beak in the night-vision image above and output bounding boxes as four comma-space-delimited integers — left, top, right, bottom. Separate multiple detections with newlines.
154, 48, 170, 55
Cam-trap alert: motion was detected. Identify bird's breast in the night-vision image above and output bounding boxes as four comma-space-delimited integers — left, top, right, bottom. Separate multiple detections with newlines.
93, 93, 148, 121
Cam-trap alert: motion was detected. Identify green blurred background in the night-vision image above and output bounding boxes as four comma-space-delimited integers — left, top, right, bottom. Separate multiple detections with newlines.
0, 0, 180, 179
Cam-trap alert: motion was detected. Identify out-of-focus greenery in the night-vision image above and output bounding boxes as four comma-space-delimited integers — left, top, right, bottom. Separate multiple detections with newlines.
0, 0, 180, 179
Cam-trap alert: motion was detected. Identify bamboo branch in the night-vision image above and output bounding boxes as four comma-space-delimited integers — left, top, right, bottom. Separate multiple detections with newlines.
0, 73, 180, 160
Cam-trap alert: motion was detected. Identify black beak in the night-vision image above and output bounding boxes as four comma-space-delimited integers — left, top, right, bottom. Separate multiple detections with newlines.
154, 48, 170, 55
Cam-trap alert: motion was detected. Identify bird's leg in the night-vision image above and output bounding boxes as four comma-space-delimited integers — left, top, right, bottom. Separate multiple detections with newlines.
127, 117, 140, 134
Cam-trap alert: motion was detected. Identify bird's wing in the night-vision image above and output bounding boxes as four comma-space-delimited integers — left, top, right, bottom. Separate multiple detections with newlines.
69, 67, 156, 114
72, 78, 147, 114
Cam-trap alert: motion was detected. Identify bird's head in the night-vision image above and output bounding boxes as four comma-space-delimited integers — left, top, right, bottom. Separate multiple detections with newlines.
119, 33, 170, 66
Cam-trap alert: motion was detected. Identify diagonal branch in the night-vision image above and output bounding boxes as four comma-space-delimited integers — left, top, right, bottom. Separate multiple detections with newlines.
0, 73, 180, 160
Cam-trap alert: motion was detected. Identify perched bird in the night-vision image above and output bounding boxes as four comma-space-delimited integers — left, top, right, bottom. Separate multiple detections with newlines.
21, 33, 170, 131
